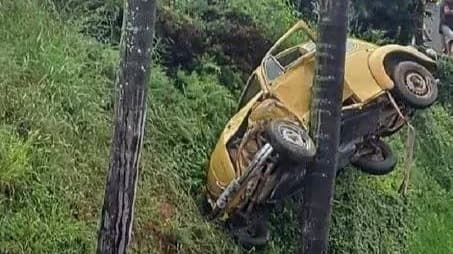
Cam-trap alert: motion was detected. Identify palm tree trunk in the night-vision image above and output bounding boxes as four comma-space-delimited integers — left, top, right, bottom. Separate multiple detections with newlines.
97, 1, 156, 254
299, 0, 349, 253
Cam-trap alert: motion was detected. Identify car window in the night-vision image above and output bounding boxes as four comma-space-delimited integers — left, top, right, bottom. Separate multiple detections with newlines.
262, 39, 358, 83
238, 73, 261, 109
263, 46, 310, 83
263, 56, 285, 82
276, 47, 305, 67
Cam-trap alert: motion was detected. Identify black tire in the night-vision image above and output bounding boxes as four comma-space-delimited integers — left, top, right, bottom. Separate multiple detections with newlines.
265, 120, 316, 163
352, 140, 397, 175
233, 219, 270, 250
391, 61, 438, 109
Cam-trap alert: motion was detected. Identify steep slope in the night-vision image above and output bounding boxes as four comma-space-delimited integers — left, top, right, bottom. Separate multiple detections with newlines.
0, 1, 452, 254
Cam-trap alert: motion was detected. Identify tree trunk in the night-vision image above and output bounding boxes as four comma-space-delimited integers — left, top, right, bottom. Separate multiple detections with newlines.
299, 0, 349, 253
97, 1, 156, 254
414, 0, 426, 46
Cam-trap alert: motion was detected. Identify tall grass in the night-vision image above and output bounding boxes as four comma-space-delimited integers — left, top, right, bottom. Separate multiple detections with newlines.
0, 1, 240, 253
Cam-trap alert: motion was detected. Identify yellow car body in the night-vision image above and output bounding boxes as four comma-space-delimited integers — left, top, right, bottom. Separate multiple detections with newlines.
205, 21, 436, 213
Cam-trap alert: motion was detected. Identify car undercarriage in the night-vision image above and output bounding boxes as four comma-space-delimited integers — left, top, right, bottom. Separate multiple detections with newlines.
206, 91, 417, 248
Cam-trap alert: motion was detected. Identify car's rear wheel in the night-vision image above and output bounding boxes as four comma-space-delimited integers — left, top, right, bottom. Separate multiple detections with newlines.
352, 139, 397, 175
265, 120, 316, 163
391, 61, 438, 109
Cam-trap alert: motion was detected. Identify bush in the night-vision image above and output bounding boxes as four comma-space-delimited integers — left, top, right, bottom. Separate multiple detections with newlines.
435, 57, 453, 113
49, 0, 301, 90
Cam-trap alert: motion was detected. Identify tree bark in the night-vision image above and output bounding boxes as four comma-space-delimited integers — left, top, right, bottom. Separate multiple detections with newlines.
299, 0, 349, 253
97, 1, 156, 254
414, 0, 426, 46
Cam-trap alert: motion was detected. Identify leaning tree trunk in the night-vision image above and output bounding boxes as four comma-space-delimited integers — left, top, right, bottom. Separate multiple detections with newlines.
97, 1, 156, 254
299, 0, 349, 253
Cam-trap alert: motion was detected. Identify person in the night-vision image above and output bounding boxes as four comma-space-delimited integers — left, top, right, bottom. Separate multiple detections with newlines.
439, 0, 453, 53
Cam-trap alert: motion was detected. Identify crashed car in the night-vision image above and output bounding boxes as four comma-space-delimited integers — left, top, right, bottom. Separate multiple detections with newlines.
203, 20, 438, 247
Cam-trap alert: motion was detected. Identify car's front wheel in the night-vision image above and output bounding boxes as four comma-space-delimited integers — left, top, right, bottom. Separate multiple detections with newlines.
265, 120, 316, 163
391, 61, 438, 109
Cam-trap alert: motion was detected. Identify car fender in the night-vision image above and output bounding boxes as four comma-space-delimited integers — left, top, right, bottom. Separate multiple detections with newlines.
368, 45, 436, 90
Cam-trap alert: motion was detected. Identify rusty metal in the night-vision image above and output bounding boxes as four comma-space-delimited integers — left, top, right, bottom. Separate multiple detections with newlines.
210, 143, 274, 219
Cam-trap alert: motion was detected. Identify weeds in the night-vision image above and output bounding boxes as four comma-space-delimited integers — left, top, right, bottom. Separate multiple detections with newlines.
1, 1, 452, 254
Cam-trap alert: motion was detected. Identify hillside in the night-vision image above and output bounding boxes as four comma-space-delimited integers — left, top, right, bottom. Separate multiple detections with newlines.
1, 1, 453, 253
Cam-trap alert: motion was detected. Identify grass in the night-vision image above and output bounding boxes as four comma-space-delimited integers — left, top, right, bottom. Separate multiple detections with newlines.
1, 1, 453, 253
0, 126, 31, 189
1, 1, 239, 253
0, 1, 111, 253
407, 106, 453, 254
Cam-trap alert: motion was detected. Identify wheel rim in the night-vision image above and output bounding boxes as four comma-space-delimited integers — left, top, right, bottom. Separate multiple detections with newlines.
360, 141, 385, 162
405, 72, 431, 97
278, 125, 306, 148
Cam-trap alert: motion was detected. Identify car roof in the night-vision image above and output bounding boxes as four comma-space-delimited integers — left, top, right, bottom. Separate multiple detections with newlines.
297, 38, 378, 55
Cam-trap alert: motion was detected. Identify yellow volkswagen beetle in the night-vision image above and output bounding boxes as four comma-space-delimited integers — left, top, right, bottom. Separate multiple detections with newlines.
204, 20, 438, 248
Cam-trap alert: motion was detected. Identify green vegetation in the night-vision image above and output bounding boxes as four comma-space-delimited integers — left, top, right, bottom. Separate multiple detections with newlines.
295, 0, 425, 44
1, 0, 452, 253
